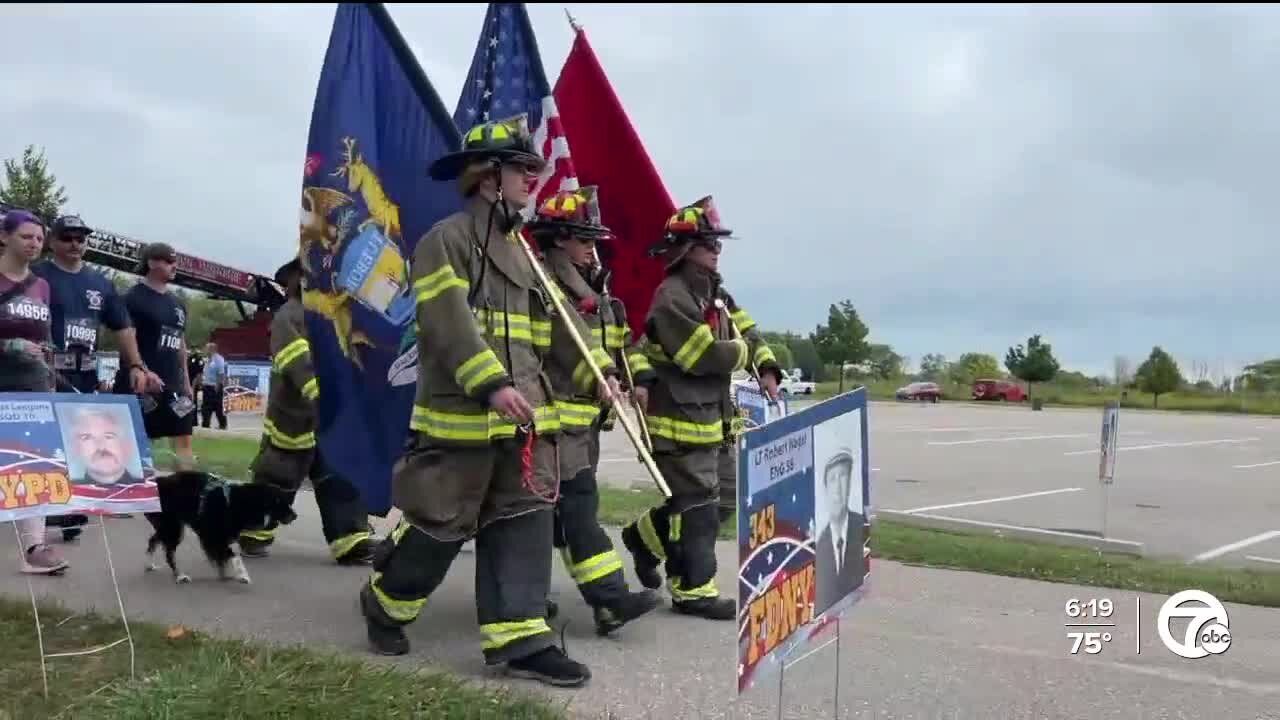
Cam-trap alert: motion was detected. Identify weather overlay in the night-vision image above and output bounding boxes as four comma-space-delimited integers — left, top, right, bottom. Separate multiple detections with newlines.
0, 393, 160, 522
736, 388, 870, 694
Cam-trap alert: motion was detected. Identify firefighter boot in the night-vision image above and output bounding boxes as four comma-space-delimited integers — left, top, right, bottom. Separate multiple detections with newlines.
359, 581, 409, 656
621, 510, 666, 590
506, 646, 592, 688
593, 588, 662, 636
672, 596, 736, 620
335, 534, 379, 566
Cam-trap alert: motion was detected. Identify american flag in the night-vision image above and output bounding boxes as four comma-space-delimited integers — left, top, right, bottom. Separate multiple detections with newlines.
453, 3, 578, 221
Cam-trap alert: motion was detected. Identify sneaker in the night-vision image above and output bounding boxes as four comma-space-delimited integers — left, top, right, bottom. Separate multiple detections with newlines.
620, 524, 663, 590
359, 582, 409, 656
21, 544, 69, 575
672, 596, 736, 621
505, 646, 591, 688
594, 588, 661, 636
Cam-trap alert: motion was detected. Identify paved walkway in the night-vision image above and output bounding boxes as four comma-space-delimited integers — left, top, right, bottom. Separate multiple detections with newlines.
5, 500, 1280, 719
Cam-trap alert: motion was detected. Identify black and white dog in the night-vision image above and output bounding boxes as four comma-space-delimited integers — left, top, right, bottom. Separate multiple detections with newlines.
144, 471, 297, 585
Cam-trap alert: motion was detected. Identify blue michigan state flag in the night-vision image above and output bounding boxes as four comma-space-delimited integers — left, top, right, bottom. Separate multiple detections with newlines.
298, 3, 462, 514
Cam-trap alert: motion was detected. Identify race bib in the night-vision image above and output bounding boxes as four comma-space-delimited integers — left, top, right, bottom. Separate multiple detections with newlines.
64, 317, 99, 350
2, 298, 50, 323
158, 325, 183, 353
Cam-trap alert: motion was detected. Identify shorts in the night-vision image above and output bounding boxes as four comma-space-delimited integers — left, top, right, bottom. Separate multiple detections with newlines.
140, 394, 196, 439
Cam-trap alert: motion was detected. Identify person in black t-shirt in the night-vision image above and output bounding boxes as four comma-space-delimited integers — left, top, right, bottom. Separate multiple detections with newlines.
35, 214, 161, 395
115, 242, 195, 470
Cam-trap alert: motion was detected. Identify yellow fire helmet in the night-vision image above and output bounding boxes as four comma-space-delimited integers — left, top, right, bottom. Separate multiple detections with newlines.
428, 114, 546, 181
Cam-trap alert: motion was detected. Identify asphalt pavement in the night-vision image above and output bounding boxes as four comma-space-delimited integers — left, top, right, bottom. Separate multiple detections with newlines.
594, 399, 1280, 566
5, 501, 1280, 719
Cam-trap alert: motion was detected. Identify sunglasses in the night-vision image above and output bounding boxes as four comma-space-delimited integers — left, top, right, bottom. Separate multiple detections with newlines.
57, 234, 88, 245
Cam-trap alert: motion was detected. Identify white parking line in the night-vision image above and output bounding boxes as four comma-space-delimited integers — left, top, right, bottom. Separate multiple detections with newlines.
1192, 530, 1280, 563
1245, 555, 1280, 565
1064, 437, 1259, 456
899, 487, 1082, 514
1233, 460, 1280, 469
929, 433, 1090, 446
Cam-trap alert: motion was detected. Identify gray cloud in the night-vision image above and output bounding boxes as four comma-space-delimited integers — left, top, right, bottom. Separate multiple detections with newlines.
1, 3, 1275, 374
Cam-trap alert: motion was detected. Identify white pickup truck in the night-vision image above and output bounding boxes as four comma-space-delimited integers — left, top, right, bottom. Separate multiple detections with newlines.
734, 368, 816, 395
778, 368, 816, 395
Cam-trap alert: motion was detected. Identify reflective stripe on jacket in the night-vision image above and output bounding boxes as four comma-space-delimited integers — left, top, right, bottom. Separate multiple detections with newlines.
407, 197, 610, 447
263, 297, 318, 450
641, 263, 779, 452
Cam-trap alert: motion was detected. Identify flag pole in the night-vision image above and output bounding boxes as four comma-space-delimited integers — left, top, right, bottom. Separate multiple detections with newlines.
513, 232, 671, 498
564, 8, 581, 32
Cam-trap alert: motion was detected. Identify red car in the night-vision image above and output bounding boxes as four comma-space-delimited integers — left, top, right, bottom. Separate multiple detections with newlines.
971, 378, 1026, 402
896, 381, 942, 403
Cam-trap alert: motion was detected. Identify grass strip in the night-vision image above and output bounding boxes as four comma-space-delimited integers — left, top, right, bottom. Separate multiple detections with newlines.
0, 597, 561, 720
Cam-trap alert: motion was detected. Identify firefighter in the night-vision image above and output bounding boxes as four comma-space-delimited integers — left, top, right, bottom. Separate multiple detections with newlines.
358, 116, 613, 688
239, 256, 378, 565
620, 196, 781, 620
525, 187, 661, 636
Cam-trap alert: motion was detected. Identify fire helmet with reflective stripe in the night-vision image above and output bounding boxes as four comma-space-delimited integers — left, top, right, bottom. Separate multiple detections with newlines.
526, 186, 612, 247
429, 114, 547, 181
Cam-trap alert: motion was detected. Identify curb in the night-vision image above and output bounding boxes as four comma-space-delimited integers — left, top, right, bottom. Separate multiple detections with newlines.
876, 509, 1146, 557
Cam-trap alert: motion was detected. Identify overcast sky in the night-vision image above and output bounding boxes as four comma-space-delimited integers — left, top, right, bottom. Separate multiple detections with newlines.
3, 3, 1276, 378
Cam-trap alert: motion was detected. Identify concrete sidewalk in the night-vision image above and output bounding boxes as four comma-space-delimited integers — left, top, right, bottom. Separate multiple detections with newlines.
6, 502, 1280, 719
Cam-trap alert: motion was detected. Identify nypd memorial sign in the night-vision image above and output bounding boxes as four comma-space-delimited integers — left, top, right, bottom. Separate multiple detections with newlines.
0, 393, 161, 522
736, 387, 870, 694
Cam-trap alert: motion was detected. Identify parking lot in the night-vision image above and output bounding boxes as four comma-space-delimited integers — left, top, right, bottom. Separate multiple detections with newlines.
596, 398, 1280, 567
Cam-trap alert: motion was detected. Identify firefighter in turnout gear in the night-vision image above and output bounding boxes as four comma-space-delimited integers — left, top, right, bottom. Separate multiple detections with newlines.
358, 116, 613, 688
525, 187, 662, 636
240, 256, 378, 564
621, 196, 781, 620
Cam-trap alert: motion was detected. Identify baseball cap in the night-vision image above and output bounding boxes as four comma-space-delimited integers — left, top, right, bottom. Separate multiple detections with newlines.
137, 242, 178, 273
52, 214, 92, 237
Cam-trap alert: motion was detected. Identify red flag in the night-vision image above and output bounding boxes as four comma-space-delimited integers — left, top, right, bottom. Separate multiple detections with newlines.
553, 25, 675, 340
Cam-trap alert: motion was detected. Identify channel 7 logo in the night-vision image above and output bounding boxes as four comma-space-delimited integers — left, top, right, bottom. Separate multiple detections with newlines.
1157, 590, 1232, 659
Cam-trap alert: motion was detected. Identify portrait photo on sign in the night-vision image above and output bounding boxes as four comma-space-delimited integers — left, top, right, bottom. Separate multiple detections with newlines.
55, 403, 146, 487
811, 409, 867, 617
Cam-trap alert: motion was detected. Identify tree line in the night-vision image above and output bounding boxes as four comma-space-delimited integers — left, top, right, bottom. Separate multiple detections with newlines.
774, 298, 1271, 409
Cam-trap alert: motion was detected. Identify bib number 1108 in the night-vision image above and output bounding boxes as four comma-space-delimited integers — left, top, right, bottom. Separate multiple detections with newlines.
160, 333, 182, 351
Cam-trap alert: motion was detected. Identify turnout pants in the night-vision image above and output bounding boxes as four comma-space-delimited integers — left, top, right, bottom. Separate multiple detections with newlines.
243, 439, 372, 560
624, 446, 722, 602
554, 426, 629, 608
366, 433, 561, 665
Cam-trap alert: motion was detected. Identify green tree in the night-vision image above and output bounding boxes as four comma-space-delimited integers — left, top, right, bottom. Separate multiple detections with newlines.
1136, 346, 1183, 408
1005, 334, 1060, 400
768, 342, 795, 372
788, 337, 824, 382
0, 144, 69, 225
811, 300, 870, 368
1239, 359, 1280, 393
949, 352, 1001, 387
865, 343, 905, 380
917, 353, 949, 381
